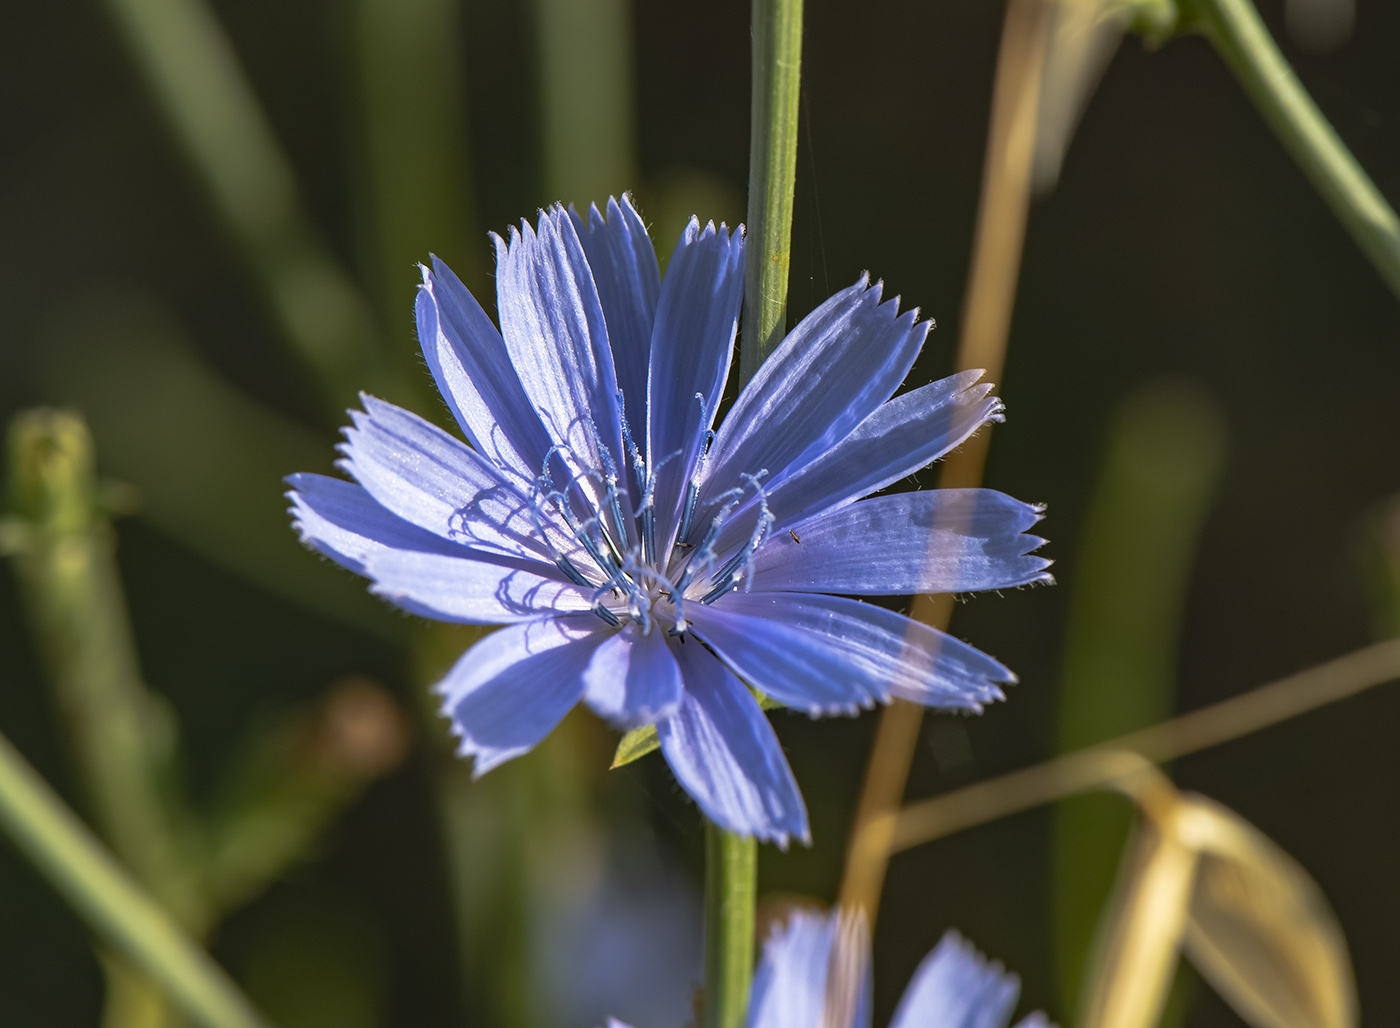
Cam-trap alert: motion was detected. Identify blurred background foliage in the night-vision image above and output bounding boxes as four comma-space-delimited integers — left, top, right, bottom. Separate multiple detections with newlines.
2, 0, 1399, 1026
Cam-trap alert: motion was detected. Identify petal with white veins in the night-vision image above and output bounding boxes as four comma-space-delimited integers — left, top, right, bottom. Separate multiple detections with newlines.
570, 196, 660, 439
436, 617, 603, 775
365, 548, 593, 624
646, 218, 745, 550
417, 258, 552, 487
746, 910, 839, 1028
888, 931, 1023, 1028
287, 473, 467, 576
582, 621, 685, 727
339, 395, 574, 564
706, 371, 1000, 558
705, 593, 1013, 710
696, 276, 928, 532
657, 641, 808, 846
748, 490, 1051, 596
494, 208, 628, 515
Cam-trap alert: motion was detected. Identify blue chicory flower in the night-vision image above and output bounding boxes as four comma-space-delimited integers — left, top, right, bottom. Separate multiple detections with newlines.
287, 195, 1051, 846
607, 907, 1052, 1028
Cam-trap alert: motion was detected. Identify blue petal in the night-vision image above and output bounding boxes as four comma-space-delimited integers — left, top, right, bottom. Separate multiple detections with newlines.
339, 394, 575, 564
570, 195, 660, 439
287, 473, 466, 576
646, 218, 745, 552
436, 617, 603, 774
748, 909, 872, 1028
706, 371, 1000, 558
582, 622, 685, 727
747, 490, 1052, 596
417, 258, 552, 489
364, 548, 593, 623
494, 207, 629, 517
692, 593, 1011, 713
694, 277, 928, 535
888, 931, 1025, 1028
747, 910, 837, 1028
656, 642, 808, 846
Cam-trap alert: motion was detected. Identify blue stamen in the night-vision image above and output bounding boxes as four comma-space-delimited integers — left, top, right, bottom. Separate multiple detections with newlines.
555, 556, 591, 587
593, 605, 620, 627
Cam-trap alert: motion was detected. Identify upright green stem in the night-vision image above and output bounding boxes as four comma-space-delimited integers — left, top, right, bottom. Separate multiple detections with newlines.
0, 730, 271, 1028
740, 0, 804, 386
6, 412, 197, 924
707, 1, 803, 1022
705, 824, 757, 1028
1185, 0, 1400, 301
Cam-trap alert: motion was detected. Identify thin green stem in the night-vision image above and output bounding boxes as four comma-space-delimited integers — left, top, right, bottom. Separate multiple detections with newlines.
0, 729, 271, 1028
1185, 0, 1400, 301
740, 0, 804, 386
707, 0, 803, 1019
705, 823, 757, 1028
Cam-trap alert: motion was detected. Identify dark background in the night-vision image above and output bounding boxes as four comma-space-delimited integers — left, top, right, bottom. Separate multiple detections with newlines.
2, 0, 1397, 1025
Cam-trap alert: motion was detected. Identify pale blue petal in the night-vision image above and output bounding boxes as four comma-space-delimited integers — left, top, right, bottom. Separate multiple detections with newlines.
748, 490, 1052, 596
494, 207, 628, 516
694, 277, 928, 536
364, 548, 593, 624
747, 910, 836, 1028
647, 218, 745, 551
888, 931, 1023, 1028
287, 473, 465, 575
582, 622, 685, 727
570, 195, 660, 438
417, 258, 551, 489
706, 372, 1000, 558
657, 642, 808, 846
436, 617, 603, 774
339, 394, 573, 564
694, 593, 1011, 713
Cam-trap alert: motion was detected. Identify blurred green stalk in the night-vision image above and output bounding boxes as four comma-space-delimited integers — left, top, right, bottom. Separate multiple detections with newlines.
6, 412, 199, 923
534, 0, 637, 207
4, 409, 407, 1026
355, 0, 481, 316
698, 1, 805, 1024
1179, 0, 1400, 303
99, 0, 408, 414
740, 0, 804, 385
1052, 381, 1226, 1017
0, 729, 272, 1028
705, 825, 757, 1028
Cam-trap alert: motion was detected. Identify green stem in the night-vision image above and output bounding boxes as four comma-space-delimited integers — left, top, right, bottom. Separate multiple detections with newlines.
708, 0, 803, 1018
740, 0, 804, 386
6, 411, 199, 926
1186, 0, 1400, 301
99, 0, 407, 414
705, 823, 757, 1028
0, 729, 271, 1028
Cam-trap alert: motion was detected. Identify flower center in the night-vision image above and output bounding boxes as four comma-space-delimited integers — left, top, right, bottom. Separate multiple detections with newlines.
526, 409, 772, 636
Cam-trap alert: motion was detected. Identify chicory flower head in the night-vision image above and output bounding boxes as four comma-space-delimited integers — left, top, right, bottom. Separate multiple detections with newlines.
608, 907, 1051, 1028
287, 195, 1051, 846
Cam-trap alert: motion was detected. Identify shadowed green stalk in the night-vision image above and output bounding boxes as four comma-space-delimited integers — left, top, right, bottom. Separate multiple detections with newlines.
1052, 381, 1226, 1018
31, 296, 399, 639
740, 0, 804, 384
3, 409, 407, 1026
98, 0, 414, 414
0, 728, 272, 1028
1176, 0, 1400, 302
534, 0, 637, 207
355, 0, 481, 316
705, 824, 758, 1028
701, 0, 804, 1023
